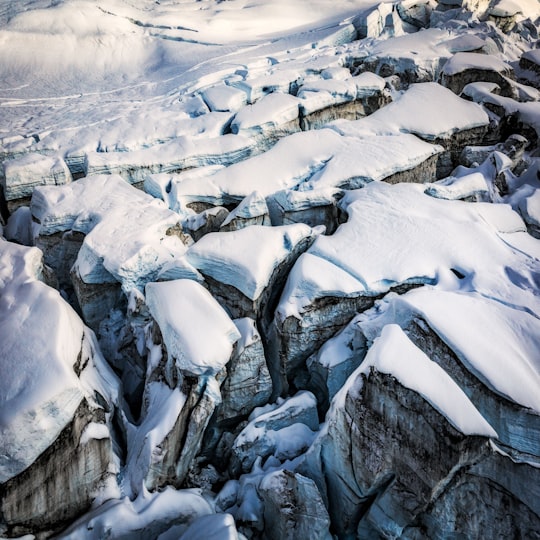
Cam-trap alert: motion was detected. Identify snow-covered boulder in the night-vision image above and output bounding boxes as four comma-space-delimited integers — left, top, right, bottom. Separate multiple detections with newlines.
298, 73, 390, 130
272, 181, 537, 394
0, 239, 120, 537
184, 206, 230, 241
230, 92, 301, 144
332, 82, 490, 176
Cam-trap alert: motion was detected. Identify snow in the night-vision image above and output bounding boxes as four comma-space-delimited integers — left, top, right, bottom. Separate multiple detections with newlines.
519, 190, 540, 228
58, 487, 214, 540
187, 224, 315, 301
1, 153, 72, 201
357, 324, 498, 437
441, 52, 511, 76
145, 279, 240, 376
177, 514, 238, 540
398, 288, 540, 413
124, 382, 187, 495
220, 191, 270, 227
32, 175, 191, 292
424, 172, 489, 200
0, 239, 85, 482
202, 85, 248, 113
231, 92, 300, 136
331, 82, 489, 141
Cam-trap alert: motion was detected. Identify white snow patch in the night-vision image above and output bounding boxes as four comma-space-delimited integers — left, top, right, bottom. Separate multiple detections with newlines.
358, 324, 498, 437
145, 279, 240, 376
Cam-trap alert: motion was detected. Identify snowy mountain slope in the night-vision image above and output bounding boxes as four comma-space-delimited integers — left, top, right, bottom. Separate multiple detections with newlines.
1, 0, 540, 538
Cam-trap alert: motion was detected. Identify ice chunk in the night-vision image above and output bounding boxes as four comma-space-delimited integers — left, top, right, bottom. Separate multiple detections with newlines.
187, 224, 315, 302
359, 324, 497, 437
145, 279, 240, 376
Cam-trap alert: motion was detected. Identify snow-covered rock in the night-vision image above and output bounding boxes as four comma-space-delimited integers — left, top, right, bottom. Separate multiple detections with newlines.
231, 93, 301, 143
220, 191, 271, 231
273, 181, 537, 394
331, 82, 490, 176
440, 52, 514, 96
31, 175, 193, 329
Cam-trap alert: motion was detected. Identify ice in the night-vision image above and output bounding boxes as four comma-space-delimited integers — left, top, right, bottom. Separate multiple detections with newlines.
58, 487, 214, 540
187, 224, 315, 301
396, 288, 540, 412
32, 175, 191, 293
0, 240, 84, 482
231, 92, 300, 137
4, 206, 33, 245
358, 324, 497, 437
1, 153, 72, 202
145, 279, 241, 376
0, 239, 119, 483
331, 82, 489, 141
202, 85, 248, 113
177, 513, 239, 540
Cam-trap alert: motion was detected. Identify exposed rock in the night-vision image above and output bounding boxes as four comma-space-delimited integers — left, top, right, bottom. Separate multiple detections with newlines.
396, 0, 433, 28
216, 318, 273, 424
267, 188, 343, 233
520, 49, 540, 76
258, 470, 331, 540
306, 313, 368, 414
298, 73, 391, 130
184, 206, 230, 241
402, 446, 540, 539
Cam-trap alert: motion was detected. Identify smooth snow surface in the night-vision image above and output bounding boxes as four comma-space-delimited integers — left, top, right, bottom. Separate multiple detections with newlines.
332, 82, 489, 140
358, 324, 498, 437
145, 280, 240, 376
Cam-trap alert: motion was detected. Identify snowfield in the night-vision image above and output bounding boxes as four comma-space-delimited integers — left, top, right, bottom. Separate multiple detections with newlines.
1, 0, 540, 538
